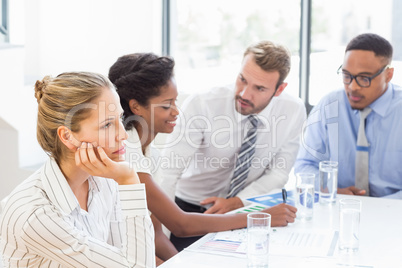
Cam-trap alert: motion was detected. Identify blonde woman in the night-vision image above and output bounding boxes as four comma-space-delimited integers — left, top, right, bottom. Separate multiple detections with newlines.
0, 72, 155, 267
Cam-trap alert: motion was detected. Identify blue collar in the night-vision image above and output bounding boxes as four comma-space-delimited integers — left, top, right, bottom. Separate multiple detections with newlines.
368, 83, 393, 117
352, 83, 394, 117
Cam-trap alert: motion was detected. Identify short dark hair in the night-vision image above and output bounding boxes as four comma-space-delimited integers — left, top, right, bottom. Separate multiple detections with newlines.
346, 33, 393, 63
108, 53, 175, 130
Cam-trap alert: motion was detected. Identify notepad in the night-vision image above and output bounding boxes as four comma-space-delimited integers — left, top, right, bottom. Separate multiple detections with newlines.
186, 228, 338, 259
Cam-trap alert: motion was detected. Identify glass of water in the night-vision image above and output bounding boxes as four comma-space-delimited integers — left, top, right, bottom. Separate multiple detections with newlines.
295, 173, 315, 221
247, 212, 271, 268
319, 161, 338, 205
339, 199, 361, 252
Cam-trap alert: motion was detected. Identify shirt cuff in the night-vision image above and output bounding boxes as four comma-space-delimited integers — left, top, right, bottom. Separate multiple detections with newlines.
118, 183, 149, 217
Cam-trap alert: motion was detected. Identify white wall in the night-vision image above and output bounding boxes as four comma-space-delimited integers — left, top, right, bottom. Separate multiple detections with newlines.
0, 45, 44, 174
0, 0, 161, 200
24, 0, 162, 83
0, 118, 32, 202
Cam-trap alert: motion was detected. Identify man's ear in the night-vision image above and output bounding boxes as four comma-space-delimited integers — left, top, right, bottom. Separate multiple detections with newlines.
129, 99, 143, 116
57, 126, 80, 151
385, 67, 394, 83
274, 82, 288, 97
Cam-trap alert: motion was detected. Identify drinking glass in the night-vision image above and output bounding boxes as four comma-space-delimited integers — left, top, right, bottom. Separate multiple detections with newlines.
319, 161, 338, 204
339, 199, 361, 252
247, 212, 271, 268
295, 173, 315, 221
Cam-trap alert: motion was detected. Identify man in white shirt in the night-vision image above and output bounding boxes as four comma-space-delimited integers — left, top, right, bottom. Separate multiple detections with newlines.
160, 40, 306, 250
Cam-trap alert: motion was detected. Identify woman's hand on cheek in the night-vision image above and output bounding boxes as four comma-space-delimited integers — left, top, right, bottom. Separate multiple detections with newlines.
75, 142, 140, 185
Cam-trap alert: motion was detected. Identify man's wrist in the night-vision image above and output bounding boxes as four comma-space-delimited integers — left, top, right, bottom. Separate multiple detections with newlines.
232, 196, 244, 208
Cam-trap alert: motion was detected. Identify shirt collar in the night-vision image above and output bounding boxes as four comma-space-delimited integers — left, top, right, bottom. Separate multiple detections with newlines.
126, 128, 151, 157
232, 95, 274, 127
88, 176, 102, 194
126, 128, 142, 147
368, 83, 394, 117
41, 158, 80, 215
144, 144, 152, 157
41, 158, 99, 215
351, 83, 393, 118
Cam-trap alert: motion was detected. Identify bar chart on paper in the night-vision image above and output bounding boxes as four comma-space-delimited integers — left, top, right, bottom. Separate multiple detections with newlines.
247, 191, 319, 207
187, 229, 247, 257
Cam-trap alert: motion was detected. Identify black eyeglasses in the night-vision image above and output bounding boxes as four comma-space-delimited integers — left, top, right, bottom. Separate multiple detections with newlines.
337, 65, 390, 88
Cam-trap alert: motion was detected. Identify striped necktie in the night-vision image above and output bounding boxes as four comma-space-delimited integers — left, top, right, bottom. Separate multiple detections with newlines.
227, 115, 259, 198
355, 107, 372, 196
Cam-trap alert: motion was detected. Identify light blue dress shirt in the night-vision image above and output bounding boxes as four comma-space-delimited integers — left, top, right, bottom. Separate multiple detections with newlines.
295, 83, 402, 199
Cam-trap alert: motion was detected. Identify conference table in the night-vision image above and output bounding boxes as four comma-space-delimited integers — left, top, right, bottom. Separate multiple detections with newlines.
159, 194, 402, 268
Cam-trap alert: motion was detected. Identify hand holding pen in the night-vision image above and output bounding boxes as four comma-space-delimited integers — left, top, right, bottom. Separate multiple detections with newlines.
282, 188, 287, 203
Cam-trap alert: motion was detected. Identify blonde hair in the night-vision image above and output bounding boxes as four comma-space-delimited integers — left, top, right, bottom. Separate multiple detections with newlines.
34, 72, 114, 164
244, 40, 291, 88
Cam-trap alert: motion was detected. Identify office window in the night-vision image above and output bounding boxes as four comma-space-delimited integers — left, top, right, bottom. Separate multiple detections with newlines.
309, 0, 402, 105
0, 0, 8, 43
169, 0, 402, 108
170, 0, 301, 98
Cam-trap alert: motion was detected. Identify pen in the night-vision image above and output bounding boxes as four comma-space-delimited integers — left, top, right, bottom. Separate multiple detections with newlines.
282, 188, 287, 203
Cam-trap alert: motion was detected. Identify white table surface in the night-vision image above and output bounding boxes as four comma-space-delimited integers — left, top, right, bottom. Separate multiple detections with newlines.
159, 194, 402, 268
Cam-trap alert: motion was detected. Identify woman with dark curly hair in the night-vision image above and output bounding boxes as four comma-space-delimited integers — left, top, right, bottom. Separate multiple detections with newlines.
109, 53, 297, 264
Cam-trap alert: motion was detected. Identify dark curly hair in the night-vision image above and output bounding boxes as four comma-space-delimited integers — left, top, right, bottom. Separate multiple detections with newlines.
108, 53, 175, 130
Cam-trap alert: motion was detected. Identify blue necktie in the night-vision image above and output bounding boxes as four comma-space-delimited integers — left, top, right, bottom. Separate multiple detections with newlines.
227, 115, 259, 198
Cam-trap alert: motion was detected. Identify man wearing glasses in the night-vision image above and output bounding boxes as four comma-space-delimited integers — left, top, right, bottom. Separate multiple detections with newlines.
295, 33, 402, 199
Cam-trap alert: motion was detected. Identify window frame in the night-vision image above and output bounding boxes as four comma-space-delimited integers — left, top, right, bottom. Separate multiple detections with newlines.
0, 0, 9, 43
162, 0, 170, 55
299, 0, 313, 113
163, 0, 314, 112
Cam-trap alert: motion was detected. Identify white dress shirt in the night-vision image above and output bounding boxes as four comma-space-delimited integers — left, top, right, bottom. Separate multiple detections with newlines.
126, 128, 153, 175
0, 158, 155, 268
159, 86, 306, 207
125, 129, 162, 185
